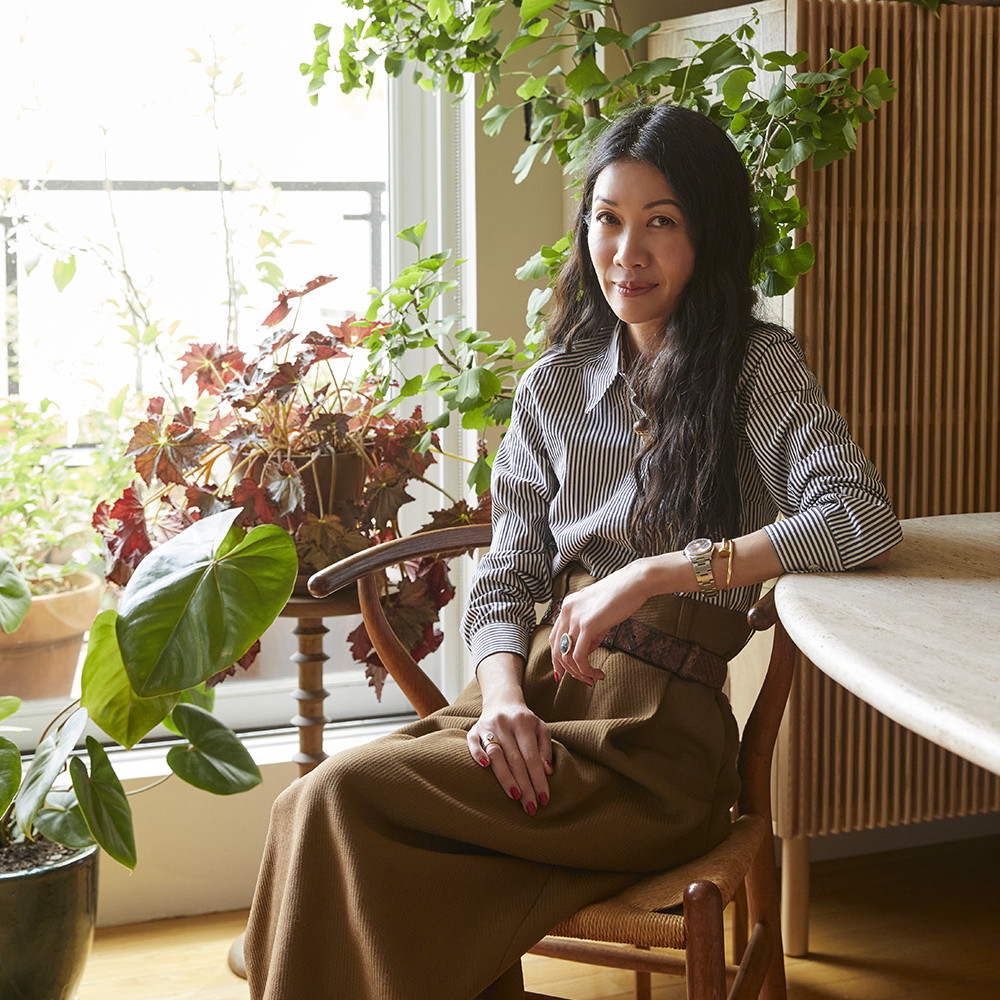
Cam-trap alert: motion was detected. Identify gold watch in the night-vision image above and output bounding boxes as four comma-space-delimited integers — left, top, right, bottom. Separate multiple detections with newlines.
683, 537, 718, 598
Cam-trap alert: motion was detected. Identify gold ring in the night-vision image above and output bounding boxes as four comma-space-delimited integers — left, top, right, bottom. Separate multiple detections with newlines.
559, 633, 572, 655
482, 731, 499, 746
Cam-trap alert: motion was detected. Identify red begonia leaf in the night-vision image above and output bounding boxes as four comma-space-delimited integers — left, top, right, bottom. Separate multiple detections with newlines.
263, 460, 306, 516
231, 478, 279, 525
205, 640, 261, 688
127, 410, 215, 486
178, 343, 246, 396
263, 276, 337, 327
361, 465, 414, 530
92, 486, 153, 585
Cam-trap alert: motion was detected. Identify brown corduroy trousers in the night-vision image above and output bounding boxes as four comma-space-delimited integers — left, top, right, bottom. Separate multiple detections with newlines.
245, 575, 749, 1000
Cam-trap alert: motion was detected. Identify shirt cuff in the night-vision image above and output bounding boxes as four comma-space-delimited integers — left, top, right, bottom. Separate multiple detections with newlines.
764, 508, 845, 573
468, 622, 530, 670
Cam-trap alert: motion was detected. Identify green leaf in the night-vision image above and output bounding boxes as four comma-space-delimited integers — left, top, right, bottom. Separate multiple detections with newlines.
513, 142, 543, 184
34, 789, 95, 850
0, 696, 21, 723
516, 75, 548, 101
81, 609, 180, 749
0, 552, 31, 634
771, 241, 816, 278
861, 67, 896, 108
116, 509, 297, 698
427, 0, 452, 24
397, 221, 426, 248
768, 92, 797, 118
837, 45, 868, 72
15, 707, 89, 837
161, 684, 215, 737
71, 737, 136, 869
565, 55, 610, 101
482, 104, 518, 137
454, 367, 502, 412
763, 49, 808, 67
465, 3, 498, 42
520, 0, 560, 21
468, 453, 493, 495
166, 704, 261, 795
52, 255, 76, 291
0, 736, 21, 819
777, 138, 817, 173
722, 67, 755, 111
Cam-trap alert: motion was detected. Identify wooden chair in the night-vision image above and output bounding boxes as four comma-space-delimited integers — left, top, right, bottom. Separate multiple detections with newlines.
309, 523, 793, 1000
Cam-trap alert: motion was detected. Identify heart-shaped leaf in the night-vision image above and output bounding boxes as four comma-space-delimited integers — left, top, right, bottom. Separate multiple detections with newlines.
34, 789, 95, 850
81, 609, 179, 748
166, 704, 261, 795
71, 737, 136, 869
0, 553, 31, 634
15, 707, 89, 837
116, 509, 297, 697
0, 737, 22, 818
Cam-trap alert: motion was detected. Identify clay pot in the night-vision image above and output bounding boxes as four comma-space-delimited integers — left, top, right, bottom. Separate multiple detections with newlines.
0, 571, 103, 700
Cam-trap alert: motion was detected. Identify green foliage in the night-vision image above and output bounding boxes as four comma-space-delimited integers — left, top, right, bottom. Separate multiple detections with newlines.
112, 510, 296, 698
0, 397, 134, 595
306, 2, 896, 301
0, 553, 31, 634
0, 509, 297, 866
362, 229, 539, 484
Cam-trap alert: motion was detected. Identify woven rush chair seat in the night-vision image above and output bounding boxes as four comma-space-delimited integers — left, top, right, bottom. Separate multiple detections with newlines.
309, 523, 792, 1000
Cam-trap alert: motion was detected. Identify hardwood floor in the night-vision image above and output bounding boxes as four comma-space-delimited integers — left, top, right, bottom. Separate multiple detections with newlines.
78, 836, 999, 1000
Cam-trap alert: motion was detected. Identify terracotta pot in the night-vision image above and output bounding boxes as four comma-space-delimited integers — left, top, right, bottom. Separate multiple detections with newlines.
0, 571, 103, 700
246, 449, 367, 515
246, 450, 368, 595
0, 843, 99, 999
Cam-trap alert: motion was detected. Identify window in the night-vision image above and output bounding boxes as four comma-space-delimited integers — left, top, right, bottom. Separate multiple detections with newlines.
3, 0, 475, 747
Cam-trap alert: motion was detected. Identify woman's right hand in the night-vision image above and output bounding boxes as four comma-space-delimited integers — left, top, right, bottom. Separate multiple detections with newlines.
467, 652, 553, 816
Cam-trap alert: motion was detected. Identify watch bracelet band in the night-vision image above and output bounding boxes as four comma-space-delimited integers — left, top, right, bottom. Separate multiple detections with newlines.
686, 541, 718, 598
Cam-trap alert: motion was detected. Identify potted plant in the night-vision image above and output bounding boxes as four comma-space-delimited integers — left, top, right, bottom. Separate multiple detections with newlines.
93, 231, 511, 697
0, 397, 130, 701
0, 507, 299, 999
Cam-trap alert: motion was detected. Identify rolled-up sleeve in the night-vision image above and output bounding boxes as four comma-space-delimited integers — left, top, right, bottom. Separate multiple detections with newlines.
461, 367, 559, 666
745, 332, 902, 572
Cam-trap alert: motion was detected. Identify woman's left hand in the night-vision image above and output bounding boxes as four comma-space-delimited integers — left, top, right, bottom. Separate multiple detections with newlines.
549, 560, 654, 685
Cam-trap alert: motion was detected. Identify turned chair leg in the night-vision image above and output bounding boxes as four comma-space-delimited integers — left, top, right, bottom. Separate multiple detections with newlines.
684, 881, 727, 1000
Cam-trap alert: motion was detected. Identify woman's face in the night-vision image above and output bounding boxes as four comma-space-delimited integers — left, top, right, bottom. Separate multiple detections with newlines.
586, 159, 696, 351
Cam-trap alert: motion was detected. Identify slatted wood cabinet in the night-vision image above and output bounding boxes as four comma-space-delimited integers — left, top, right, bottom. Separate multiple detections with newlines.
652, 0, 1000, 956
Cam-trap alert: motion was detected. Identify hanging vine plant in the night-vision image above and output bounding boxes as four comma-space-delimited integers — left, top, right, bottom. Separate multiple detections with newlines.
304, 1, 895, 303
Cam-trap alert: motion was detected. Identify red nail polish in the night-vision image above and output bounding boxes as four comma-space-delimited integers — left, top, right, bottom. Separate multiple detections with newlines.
525, 801, 537, 816
510, 786, 521, 800
538, 792, 549, 807
553, 670, 560, 682
479, 757, 490, 767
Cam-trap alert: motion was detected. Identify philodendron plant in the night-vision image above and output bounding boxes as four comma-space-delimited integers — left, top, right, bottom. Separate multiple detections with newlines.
0, 507, 297, 870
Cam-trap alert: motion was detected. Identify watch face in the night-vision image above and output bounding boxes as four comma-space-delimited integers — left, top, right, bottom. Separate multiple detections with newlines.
686, 537, 713, 558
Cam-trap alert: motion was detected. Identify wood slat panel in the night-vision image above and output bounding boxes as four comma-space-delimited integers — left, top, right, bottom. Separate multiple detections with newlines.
783, 0, 1000, 840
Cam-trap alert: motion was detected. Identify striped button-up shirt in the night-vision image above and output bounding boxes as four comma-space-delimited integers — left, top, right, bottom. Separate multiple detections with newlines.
462, 324, 902, 666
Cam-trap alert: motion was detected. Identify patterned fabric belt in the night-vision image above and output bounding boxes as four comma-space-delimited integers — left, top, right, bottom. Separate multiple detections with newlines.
540, 600, 728, 690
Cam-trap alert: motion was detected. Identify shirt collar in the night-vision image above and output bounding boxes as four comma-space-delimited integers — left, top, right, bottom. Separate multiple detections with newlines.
583, 323, 626, 413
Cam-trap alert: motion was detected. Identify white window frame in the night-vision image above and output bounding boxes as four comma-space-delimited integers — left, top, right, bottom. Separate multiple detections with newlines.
10, 78, 479, 751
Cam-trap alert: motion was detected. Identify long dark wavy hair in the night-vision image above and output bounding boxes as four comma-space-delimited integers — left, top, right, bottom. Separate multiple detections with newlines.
545, 104, 759, 555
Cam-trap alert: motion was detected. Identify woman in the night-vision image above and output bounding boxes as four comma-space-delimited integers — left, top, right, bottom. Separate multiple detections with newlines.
245, 105, 901, 1000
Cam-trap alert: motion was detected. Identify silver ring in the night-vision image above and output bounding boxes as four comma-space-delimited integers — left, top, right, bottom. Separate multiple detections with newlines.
559, 632, 573, 655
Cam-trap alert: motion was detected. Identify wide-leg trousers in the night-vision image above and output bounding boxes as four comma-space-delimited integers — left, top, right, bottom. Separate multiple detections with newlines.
245, 580, 748, 1000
